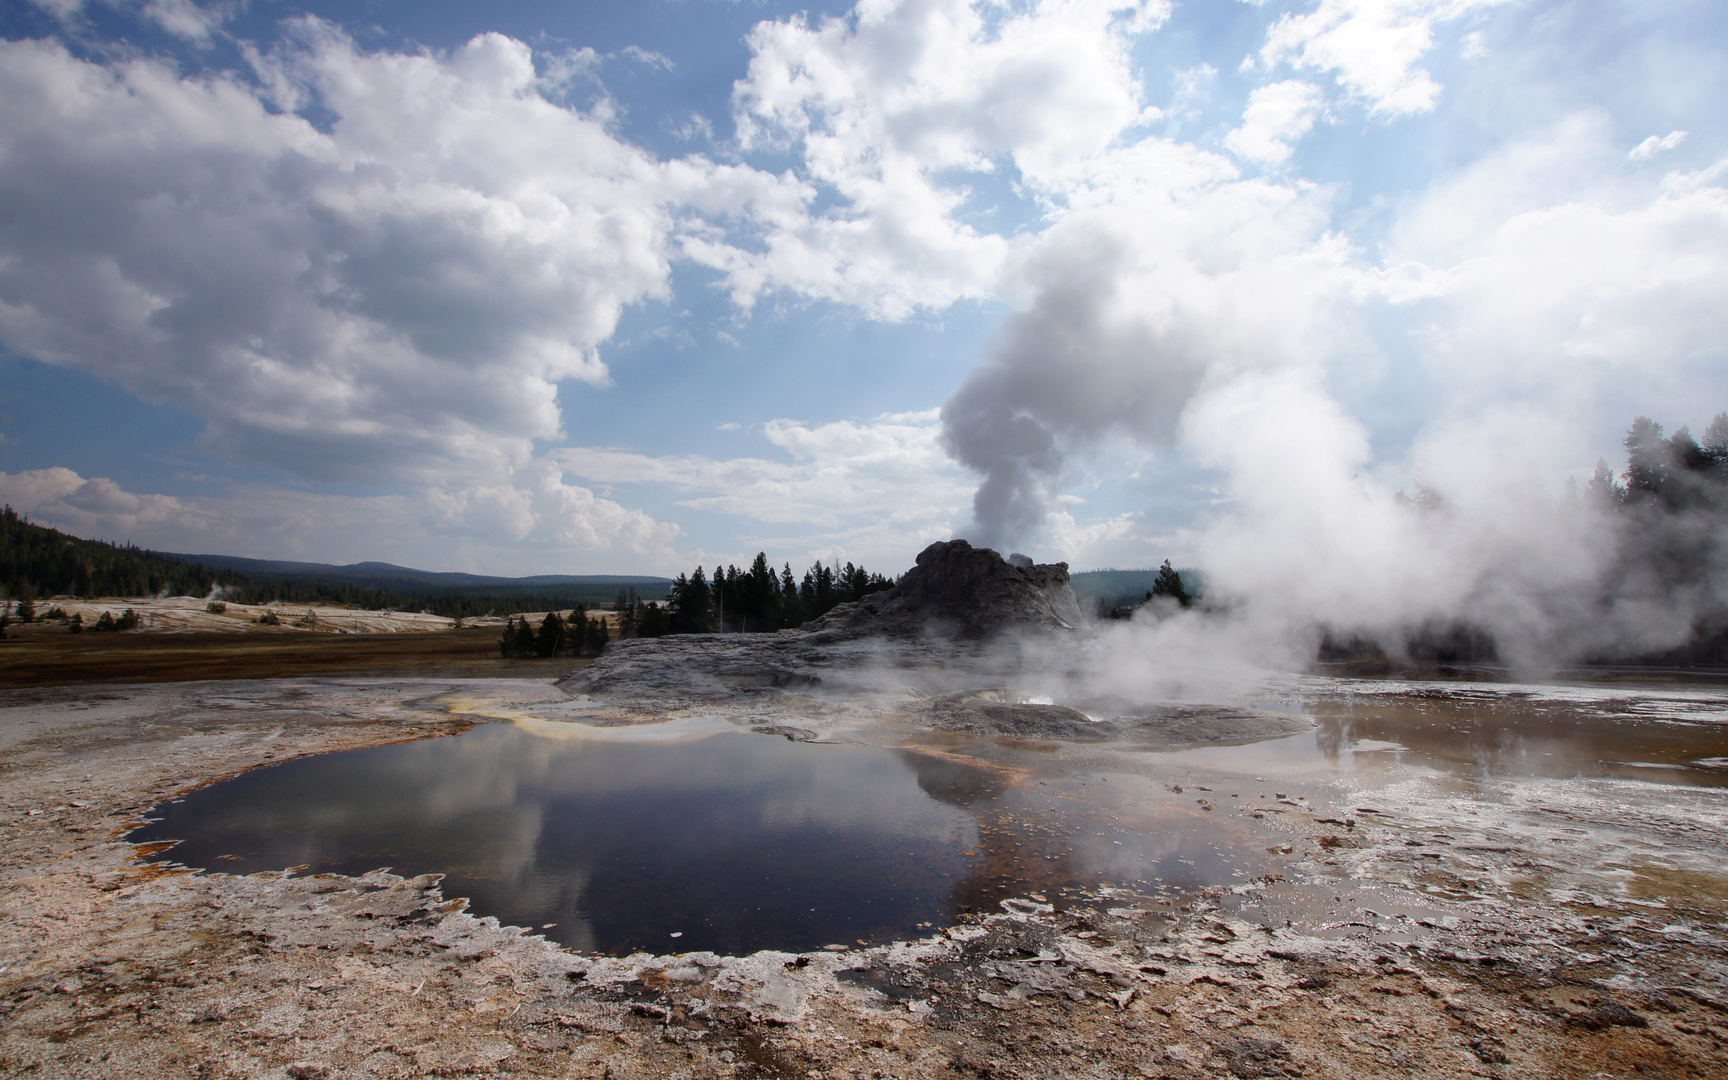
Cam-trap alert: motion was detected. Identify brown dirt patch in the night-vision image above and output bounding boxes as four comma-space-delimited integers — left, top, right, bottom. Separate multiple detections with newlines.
0, 626, 585, 686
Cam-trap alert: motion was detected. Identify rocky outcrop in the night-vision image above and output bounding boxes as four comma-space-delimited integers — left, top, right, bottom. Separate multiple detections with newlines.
921, 689, 1315, 747
802, 539, 1086, 640
560, 541, 1086, 704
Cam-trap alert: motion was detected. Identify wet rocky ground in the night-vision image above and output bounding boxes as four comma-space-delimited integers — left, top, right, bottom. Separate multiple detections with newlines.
3, 676, 1727, 1079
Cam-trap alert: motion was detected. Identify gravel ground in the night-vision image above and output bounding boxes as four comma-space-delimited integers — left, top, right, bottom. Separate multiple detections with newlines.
3, 677, 1727, 1079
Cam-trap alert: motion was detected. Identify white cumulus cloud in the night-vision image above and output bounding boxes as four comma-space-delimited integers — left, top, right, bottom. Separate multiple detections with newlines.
1258, 0, 1511, 116
0, 27, 742, 485
1629, 130, 1689, 162
558, 410, 972, 566
0, 465, 684, 573
717, 0, 1172, 317
140, 0, 232, 43
1225, 80, 1324, 163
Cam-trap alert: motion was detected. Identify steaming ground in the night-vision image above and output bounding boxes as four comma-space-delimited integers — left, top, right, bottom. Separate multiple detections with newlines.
552, 630, 1314, 749
4, 659, 1725, 1077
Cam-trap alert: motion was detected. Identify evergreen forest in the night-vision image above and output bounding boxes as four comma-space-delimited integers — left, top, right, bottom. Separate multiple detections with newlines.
1325, 412, 1728, 665
663, 554, 895, 634
1575, 412, 1728, 663
0, 508, 664, 620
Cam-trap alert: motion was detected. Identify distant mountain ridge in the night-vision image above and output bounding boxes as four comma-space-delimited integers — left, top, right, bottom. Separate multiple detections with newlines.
1068, 568, 1203, 602
164, 553, 671, 590
1, 506, 673, 618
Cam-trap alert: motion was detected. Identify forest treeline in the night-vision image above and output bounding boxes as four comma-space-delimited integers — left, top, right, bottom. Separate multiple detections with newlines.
1581, 412, 1728, 664
0, 507, 663, 619
1327, 412, 1728, 666
499, 605, 614, 658
497, 559, 898, 658
1092, 560, 1196, 619
663, 553, 895, 634
1585, 413, 1728, 509
2, 506, 235, 602
498, 586, 672, 657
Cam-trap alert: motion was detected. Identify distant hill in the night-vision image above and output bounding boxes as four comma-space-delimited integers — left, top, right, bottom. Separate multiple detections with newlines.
3, 506, 221, 601
0, 507, 670, 618
1070, 568, 1205, 605
9, 510, 1186, 621
168, 554, 670, 592
154, 554, 672, 613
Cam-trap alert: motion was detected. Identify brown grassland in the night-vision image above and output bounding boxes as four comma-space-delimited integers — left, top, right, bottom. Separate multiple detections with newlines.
0, 624, 584, 686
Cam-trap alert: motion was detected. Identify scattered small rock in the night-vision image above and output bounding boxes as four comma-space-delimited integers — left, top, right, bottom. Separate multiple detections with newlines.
1568, 1002, 1649, 1030
1214, 1035, 1296, 1078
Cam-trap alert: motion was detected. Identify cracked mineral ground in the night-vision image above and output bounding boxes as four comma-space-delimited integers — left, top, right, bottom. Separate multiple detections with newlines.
2, 665, 1727, 1079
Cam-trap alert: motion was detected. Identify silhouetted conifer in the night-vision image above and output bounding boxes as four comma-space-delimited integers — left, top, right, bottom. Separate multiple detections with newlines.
1151, 560, 1191, 608
1624, 416, 1669, 497
536, 612, 565, 658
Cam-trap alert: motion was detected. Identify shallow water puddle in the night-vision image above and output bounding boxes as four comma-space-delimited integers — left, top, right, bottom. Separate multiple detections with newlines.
129, 677, 1728, 955
1299, 691, 1728, 787
129, 720, 1254, 955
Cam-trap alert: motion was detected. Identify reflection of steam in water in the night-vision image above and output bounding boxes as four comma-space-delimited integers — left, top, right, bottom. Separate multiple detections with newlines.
895, 746, 1021, 806
435, 693, 737, 745
129, 675, 1728, 955
1304, 691, 1728, 787
893, 742, 1268, 914
133, 722, 986, 955
894, 746, 1082, 912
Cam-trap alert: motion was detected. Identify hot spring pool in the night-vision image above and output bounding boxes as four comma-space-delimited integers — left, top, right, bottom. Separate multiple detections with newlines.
128, 675, 1728, 955
128, 716, 1261, 954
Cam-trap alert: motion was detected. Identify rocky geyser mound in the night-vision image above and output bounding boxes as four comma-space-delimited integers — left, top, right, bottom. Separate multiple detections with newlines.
803, 539, 1086, 640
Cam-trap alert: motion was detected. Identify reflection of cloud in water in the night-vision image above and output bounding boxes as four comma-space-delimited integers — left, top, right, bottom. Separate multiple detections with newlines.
139, 676, 1720, 954
134, 721, 989, 954
895, 747, 1019, 807
1152, 731, 1328, 776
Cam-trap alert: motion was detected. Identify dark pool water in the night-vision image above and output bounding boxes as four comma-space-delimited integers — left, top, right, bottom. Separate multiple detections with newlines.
134, 682, 1721, 955
129, 720, 1253, 955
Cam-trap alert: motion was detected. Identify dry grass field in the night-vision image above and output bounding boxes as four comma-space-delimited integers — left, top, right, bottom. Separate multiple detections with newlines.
0, 623, 587, 686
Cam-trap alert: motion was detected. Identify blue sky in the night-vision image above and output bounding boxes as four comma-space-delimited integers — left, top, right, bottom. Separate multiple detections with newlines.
1, 0, 1724, 579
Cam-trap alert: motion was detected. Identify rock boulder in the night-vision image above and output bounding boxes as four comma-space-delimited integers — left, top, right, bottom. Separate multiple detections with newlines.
802, 539, 1086, 640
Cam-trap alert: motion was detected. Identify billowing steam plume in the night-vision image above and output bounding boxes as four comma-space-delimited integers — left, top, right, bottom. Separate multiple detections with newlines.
940, 136, 1728, 671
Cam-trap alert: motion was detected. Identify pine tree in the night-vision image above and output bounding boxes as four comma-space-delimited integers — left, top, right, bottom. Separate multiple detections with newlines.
743, 553, 777, 631
671, 568, 712, 634
780, 563, 800, 627
1151, 560, 1191, 607
637, 602, 671, 637
1623, 416, 1669, 496
1671, 426, 1710, 472
563, 604, 587, 655
614, 587, 642, 638
536, 612, 565, 658
1704, 413, 1728, 465
1585, 458, 1625, 507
